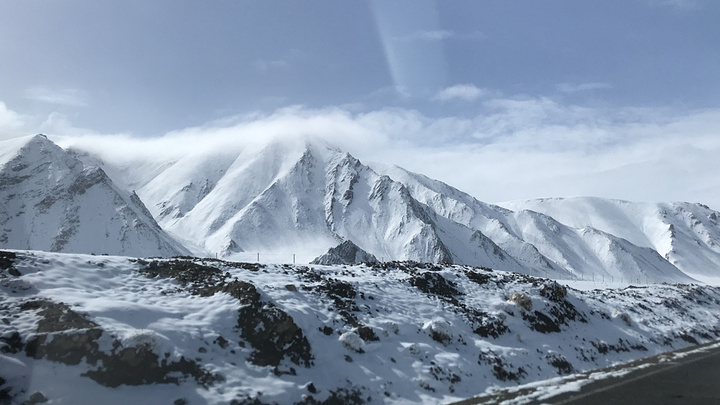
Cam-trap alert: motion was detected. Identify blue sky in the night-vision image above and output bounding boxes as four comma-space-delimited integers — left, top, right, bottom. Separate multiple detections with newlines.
2, 0, 720, 208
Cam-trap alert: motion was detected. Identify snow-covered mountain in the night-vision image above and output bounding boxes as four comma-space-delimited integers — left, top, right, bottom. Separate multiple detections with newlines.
501, 197, 720, 282
3, 133, 718, 282
76, 137, 522, 270
0, 135, 188, 257
375, 165, 693, 283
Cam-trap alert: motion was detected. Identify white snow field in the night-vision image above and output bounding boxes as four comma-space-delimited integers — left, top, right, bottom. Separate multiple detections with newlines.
2, 250, 720, 404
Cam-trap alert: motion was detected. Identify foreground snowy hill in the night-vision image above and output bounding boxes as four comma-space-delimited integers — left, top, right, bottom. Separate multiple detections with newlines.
58, 135, 702, 282
0, 135, 189, 257
501, 197, 720, 282
2, 250, 720, 404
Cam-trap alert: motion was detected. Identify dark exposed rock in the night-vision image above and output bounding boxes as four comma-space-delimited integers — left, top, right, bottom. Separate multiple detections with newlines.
20, 300, 98, 333
469, 310, 509, 339
591, 338, 647, 354
236, 287, 314, 368
139, 259, 314, 369
67, 167, 108, 196
678, 332, 699, 344
83, 343, 218, 388
311, 241, 378, 265
428, 328, 452, 345
0, 376, 12, 405
548, 299, 588, 325
465, 270, 492, 286
229, 385, 368, 405
295, 386, 367, 405
17, 301, 103, 366
522, 310, 561, 333
139, 259, 224, 289
540, 281, 567, 302
356, 326, 379, 342
230, 397, 277, 405
478, 350, 527, 382
17, 299, 217, 388
316, 279, 359, 313
214, 336, 229, 349
23, 392, 48, 404
0, 332, 23, 354
546, 354, 574, 375
25, 329, 104, 365
409, 272, 462, 306
0, 251, 18, 276
300, 271, 378, 341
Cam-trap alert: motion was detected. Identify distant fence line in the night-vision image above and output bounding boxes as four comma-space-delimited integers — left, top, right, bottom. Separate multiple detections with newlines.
201, 254, 661, 284
557, 274, 656, 285
212, 252, 313, 265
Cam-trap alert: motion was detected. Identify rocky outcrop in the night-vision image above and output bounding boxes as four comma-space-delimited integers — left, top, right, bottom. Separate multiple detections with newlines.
311, 240, 379, 265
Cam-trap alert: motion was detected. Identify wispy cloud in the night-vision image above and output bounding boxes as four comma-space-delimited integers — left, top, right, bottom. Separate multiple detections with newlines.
367, 85, 412, 100
0, 102, 33, 140
39, 112, 99, 137
0, 102, 25, 130
0, 99, 112, 141
434, 84, 484, 102
254, 59, 289, 73
644, 0, 704, 10
395, 30, 454, 41
254, 49, 304, 73
13, 92, 720, 211
557, 82, 612, 93
24, 87, 88, 107
394, 30, 485, 42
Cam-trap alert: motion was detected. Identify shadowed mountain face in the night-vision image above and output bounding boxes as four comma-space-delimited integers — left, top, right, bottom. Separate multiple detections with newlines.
3, 134, 717, 282
0, 135, 188, 257
311, 240, 379, 265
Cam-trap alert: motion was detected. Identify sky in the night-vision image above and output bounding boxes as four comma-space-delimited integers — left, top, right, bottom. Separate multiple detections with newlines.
1, 0, 720, 209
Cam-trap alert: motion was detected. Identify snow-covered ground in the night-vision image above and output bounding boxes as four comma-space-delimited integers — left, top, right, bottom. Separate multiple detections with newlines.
2, 250, 720, 404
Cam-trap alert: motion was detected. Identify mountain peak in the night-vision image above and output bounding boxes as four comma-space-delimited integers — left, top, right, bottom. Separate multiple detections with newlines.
9, 134, 720, 282
0, 135, 188, 257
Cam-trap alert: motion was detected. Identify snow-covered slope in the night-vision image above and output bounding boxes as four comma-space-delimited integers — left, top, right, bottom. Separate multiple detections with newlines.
70, 137, 517, 270
501, 197, 720, 280
50, 135, 707, 281
376, 166, 694, 283
2, 250, 720, 404
0, 135, 188, 257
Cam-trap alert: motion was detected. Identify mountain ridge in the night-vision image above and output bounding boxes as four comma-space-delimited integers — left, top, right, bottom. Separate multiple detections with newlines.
0, 134, 189, 257
501, 197, 720, 281
3, 134, 718, 283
